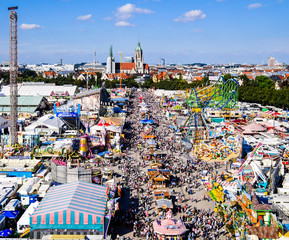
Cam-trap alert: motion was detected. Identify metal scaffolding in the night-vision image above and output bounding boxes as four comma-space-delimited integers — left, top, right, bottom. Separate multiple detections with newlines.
9, 7, 18, 146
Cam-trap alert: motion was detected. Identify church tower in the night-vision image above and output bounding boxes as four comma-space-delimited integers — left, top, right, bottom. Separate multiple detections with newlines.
106, 45, 115, 74
134, 41, 144, 74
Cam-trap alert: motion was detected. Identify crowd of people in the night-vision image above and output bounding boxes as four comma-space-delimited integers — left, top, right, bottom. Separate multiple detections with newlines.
109, 89, 229, 240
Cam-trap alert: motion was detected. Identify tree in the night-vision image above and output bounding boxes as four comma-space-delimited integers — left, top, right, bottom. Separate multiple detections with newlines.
255, 75, 274, 89
223, 74, 232, 81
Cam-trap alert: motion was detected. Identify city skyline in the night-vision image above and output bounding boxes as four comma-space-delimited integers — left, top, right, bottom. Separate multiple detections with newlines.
0, 0, 288, 65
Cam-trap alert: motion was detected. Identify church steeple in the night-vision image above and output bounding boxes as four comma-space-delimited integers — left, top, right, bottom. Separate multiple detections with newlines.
106, 45, 115, 74
134, 40, 144, 74
109, 45, 113, 58
136, 40, 142, 51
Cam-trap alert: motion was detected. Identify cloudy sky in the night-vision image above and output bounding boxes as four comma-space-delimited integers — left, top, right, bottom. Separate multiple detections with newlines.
0, 0, 288, 65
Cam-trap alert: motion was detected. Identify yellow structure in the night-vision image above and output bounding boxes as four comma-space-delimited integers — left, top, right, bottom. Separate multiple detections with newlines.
79, 135, 88, 156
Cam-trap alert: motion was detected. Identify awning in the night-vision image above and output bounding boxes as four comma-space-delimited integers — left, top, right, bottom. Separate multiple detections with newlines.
140, 119, 155, 124
111, 98, 128, 102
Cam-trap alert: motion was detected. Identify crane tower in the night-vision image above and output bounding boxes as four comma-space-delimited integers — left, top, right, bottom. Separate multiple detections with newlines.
8, 6, 18, 146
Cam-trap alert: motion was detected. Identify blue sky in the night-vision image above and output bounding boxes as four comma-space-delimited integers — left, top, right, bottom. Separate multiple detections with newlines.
0, 0, 288, 65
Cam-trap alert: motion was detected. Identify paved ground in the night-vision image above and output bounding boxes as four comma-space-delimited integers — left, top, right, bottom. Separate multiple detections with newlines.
107, 91, 228, 240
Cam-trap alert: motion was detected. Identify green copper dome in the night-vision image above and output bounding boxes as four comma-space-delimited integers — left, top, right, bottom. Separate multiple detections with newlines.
135, 41, 142, 51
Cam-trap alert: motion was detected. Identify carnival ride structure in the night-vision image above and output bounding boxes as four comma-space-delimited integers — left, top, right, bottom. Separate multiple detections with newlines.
238, 143, 268, 192
183, 76, 239, 146
209, 182, 225, 202
194, 136, 241, 161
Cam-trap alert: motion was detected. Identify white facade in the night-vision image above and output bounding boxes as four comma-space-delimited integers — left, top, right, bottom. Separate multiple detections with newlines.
106, 46, 116, 74
106, 56, 115, 74
268, 57, 275, 68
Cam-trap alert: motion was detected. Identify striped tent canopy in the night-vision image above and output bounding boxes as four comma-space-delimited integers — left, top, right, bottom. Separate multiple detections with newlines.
30, 181, 107, 232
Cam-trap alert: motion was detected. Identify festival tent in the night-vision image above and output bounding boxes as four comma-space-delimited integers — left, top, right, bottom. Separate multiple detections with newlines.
97, 122, 110, 127
25, 114, 65, 135
103, 117, 125, 126
242, 123, 267, 134
106, 125, 122, 133
30, 181, 107, 234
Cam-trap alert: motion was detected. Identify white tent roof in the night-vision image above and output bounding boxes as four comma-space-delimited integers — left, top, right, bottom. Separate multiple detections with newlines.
25, 114, 64, 133
0, 83, 77, 97
17, 201, 39, 229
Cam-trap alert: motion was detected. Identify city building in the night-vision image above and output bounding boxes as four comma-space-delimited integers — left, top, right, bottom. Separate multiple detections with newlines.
71, 89, 101, 111
106, 45, 115, 74
268, 57, 275, 68
106, 42, 149, 75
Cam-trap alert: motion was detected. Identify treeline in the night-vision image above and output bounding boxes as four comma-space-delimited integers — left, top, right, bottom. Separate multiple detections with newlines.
3, 69, 289, 108
142, 77, 210, 90
238, 74, 289, 109
0, 70, 102, 89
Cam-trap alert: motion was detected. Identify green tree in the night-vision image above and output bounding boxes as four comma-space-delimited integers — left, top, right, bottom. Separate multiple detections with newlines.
223, 74, 232, 81
255, 75, 274, 89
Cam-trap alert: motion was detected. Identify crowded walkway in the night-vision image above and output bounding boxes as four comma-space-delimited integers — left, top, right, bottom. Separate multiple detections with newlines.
108, 89, 229, 240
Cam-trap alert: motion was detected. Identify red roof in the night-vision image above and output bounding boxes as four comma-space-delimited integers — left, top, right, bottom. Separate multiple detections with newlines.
44, 71, 57, 76
121, 63, 135, 70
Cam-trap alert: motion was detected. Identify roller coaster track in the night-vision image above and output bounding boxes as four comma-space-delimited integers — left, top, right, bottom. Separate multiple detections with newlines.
183, 76, 239, 143
187, 76, 239, 111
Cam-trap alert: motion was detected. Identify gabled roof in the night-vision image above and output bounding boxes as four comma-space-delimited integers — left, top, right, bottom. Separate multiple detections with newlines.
0, 96, 44, 107
32, 181, 107, 218
148, 169, 170, 180
121, 63, 135, 70
44, 71, 57, 76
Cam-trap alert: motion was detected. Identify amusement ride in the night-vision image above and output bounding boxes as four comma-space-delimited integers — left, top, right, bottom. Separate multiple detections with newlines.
182, 76, 239, 149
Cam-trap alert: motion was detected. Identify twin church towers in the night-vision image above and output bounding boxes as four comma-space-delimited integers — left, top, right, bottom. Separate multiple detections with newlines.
106, 41, 146, 75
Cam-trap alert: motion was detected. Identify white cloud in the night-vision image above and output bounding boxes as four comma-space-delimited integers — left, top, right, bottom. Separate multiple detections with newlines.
20, 23, 43, 30
248, 3, 262, 9
116, 3, 153, 20
115, 21, 135, 27
216, 0, 225, 2
174, 10, 206, 22
76, 14, 92, 21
